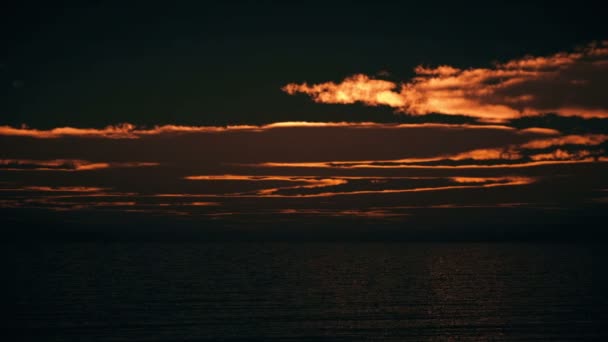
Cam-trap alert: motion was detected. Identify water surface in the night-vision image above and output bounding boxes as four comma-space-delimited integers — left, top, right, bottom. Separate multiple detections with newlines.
9, 242, 608, 341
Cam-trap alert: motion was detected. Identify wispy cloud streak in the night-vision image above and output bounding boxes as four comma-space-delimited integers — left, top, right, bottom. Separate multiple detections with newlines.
184, 175, 533, 197
0, 122, 558, 139
0, 159, 159, 171
249, 133, 607, 169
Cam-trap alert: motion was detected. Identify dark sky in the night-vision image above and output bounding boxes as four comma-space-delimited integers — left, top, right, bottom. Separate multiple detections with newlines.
2, 1, 608, 127
2, 1, 608, 240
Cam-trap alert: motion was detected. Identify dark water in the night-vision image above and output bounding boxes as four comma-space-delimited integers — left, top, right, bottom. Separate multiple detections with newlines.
8, 242, 608, 341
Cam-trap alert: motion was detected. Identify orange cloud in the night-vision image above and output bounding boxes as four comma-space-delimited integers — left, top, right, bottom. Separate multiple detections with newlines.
0, 123, 255, 139
0, 121, 389, 139
248, 147, 524, 169
0, 121, 556, 139
185, 175, 348, 196
529, 149, 597, 161
283, 74, 406, 107
0, 186, 108, 192
183, 175, 533, 198
0, 159, 159, 171
256, 159, 600, 169
189, 202, 221, 206
520, 134, 608, 149
283, 41, 608, 122
249, 132, 608, 169
256, 177, 533, 198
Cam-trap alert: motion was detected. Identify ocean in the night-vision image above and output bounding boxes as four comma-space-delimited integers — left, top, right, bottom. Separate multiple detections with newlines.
8, 242, 608, 341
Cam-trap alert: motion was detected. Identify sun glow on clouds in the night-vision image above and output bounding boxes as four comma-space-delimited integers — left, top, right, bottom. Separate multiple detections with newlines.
283, 41, 608, 122
0, 175, 533, 216
184, 175, 534, 198
0, 122, 378, 139
0, 159, 159, 171
521, 134, 608, 149
3, 54, 608, 222
248, 133, 608, 169
2, 186, 108, 192
0, 121, 558, 139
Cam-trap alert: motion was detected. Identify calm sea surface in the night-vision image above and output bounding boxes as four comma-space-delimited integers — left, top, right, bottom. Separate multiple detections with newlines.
8, 242, 608, 341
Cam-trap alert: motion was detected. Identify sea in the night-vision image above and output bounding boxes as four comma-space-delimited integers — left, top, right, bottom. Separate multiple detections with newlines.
7, 242, 608, 341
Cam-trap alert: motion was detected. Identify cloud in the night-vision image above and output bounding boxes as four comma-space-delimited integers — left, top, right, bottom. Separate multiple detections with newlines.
0, 159, 159, 171
253, 159, 600, 170
283, 75, 405, 107
529, 149, 596, 161
0, 123, 256, 139
283, 41, 608, 122
520, 134, 608, 149
278, 208, 407, 218
185, 175, 348, 196
0, 121, 557, 141
1, 119, 605, 222
183, 175, 532, 198
1, 186, 108, 192
1, 121, 426, 139
0, 182, 221, 213
247, 133, 607, 169
3, 175, 532, 211
507, 113, 608, 135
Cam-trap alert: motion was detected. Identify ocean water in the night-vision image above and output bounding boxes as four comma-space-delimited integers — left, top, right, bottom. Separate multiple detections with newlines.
8, 242, 608, 341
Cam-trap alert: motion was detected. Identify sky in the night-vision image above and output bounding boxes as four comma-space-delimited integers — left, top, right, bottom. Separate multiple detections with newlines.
2, 1, 608, 240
